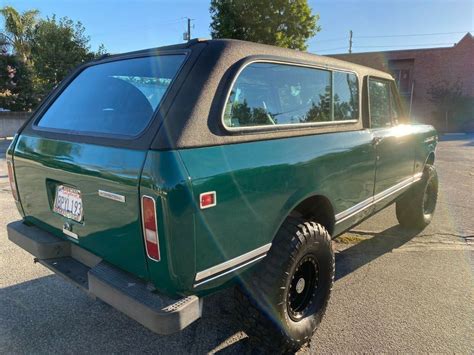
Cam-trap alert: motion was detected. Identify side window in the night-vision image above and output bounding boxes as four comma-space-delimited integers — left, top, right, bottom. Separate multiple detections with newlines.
333, 71, 359, 121
223, 63, 359, 128
369, 78, 392, 128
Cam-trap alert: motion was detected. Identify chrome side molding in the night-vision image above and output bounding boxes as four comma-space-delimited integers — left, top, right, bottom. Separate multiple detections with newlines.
335, 172, 423, 224
194, 243, 271, 287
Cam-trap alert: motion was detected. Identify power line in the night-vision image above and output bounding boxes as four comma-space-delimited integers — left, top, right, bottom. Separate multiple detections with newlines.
311, 30, 472, 43
154, 17, 187, 25
356, 30, 472, 39
316, 46, 348, 52
309, 36, 346, 43
316, 41, 457, 53
354, 42, 455, 48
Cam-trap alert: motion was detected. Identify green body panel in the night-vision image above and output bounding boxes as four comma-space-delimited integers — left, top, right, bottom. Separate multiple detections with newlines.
372, 124, 416, 194
179, 130, 377, 275
412, 124, 439, 173
139, 150, 196, 295
10, 124, 437, 296
13, 134, 150, 279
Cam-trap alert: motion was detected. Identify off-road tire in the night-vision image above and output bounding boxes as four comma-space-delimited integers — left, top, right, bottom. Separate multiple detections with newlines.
396, 164, 438, 230
234, 217, 334, 353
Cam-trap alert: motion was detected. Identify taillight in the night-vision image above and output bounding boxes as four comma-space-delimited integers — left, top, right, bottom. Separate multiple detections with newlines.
141, 195, 160, 261
6, 160, 18, 201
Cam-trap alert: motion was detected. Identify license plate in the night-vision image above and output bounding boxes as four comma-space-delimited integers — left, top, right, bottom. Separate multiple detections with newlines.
53, 185, 83, 222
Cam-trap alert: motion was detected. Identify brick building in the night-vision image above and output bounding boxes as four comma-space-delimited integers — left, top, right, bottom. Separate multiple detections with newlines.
330, 33, 473, 132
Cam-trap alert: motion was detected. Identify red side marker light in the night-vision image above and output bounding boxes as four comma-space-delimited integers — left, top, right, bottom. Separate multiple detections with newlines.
200, 191, 216, 209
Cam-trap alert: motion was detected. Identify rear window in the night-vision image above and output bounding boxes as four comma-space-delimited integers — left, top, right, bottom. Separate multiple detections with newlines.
37, 55, 185, 136
223, 62, 359, 129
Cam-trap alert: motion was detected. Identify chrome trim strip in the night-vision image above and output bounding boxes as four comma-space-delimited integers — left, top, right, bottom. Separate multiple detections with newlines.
335, 173, 423, 224
194, 243, 272, 284
63, 228, 78, 239
98, 190, 126, 203
334, 195, 373, 222
424, 136, 437, 144
372, 176, 415, 204
194, 254, 268, 288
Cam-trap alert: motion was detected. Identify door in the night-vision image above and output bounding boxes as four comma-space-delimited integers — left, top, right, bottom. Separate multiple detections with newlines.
368, 77, 415, 200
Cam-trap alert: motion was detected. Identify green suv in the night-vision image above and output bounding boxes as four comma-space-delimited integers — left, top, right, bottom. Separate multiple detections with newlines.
6, 39, 438, 352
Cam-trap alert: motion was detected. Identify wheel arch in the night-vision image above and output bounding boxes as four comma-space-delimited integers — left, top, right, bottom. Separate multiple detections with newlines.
425, 151, 435, 166
286, 194, 336, 236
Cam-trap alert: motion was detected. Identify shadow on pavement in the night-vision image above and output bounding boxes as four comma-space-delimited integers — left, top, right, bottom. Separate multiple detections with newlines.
0, 225, 422, 354
0, 275, 249, 354
335, 225, 420, 281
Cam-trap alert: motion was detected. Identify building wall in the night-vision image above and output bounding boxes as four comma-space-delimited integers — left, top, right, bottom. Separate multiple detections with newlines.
0, 112, 30, 138
330, 34, 474, 132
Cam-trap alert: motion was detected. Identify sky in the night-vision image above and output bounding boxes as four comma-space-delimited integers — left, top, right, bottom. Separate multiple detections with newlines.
4, 0, 474, 55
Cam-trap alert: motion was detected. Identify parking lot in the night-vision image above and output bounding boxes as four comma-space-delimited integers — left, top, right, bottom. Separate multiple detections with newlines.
0, 135, 473, 353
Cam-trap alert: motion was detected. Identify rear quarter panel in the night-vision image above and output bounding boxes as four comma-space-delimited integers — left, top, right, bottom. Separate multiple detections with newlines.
179, 129, 376, 284
412, 124, 438, 173
140, 150, 196, 295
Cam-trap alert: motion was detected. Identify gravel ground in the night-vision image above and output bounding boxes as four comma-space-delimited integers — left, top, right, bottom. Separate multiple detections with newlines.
0, 135, 473, 353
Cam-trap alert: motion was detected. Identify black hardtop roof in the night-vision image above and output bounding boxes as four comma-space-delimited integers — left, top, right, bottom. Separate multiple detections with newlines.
101, 38, 393, 80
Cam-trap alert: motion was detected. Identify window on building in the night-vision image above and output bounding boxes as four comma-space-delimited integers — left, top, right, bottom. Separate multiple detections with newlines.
390, 83, 403, 123
392, 69, 410, 94
223, 62, 359, 128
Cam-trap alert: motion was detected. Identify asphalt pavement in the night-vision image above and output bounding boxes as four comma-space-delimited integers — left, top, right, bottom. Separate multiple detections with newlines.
0, 135, 473, 353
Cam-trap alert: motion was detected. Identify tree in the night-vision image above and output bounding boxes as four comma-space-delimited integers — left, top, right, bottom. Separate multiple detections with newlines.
427, 79, 466, 131
210, 0, 320, 50
0, 53, 35, 110
0, 6, 39, 63
31, 15, 104, 98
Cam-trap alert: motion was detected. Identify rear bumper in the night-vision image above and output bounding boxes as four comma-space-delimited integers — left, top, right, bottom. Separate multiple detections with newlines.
7, 220, 202, 335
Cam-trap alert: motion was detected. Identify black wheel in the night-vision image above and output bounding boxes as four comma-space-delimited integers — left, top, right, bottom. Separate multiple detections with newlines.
234, 217, 334, 353
396, 164, 438, 230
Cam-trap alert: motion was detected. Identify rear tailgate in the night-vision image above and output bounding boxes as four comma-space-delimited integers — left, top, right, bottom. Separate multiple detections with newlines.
14, 136, 150, 278
11, 53, 187, 279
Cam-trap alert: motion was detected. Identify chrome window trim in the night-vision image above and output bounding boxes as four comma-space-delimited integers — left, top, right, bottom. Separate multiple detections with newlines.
194, 243, 271, 286
221, 59, 361, 133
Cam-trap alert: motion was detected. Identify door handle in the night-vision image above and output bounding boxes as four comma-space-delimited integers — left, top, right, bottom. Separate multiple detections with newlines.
372, 136, 383, 146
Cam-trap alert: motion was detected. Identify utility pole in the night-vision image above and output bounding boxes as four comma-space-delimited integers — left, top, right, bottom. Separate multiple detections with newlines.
183, 17, 194, 42
349, 30, 353, 53
187, 18, 191, 41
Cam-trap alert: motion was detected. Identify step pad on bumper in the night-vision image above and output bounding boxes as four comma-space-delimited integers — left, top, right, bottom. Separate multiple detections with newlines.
7, 221, 202, 335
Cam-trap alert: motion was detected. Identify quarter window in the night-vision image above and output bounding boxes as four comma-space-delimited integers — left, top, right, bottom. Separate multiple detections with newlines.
369, 78, 392, 128
333, 71, 359, 121
390, 84, 402, 123
37, 55, 185, 136
223, 63, 359, 128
